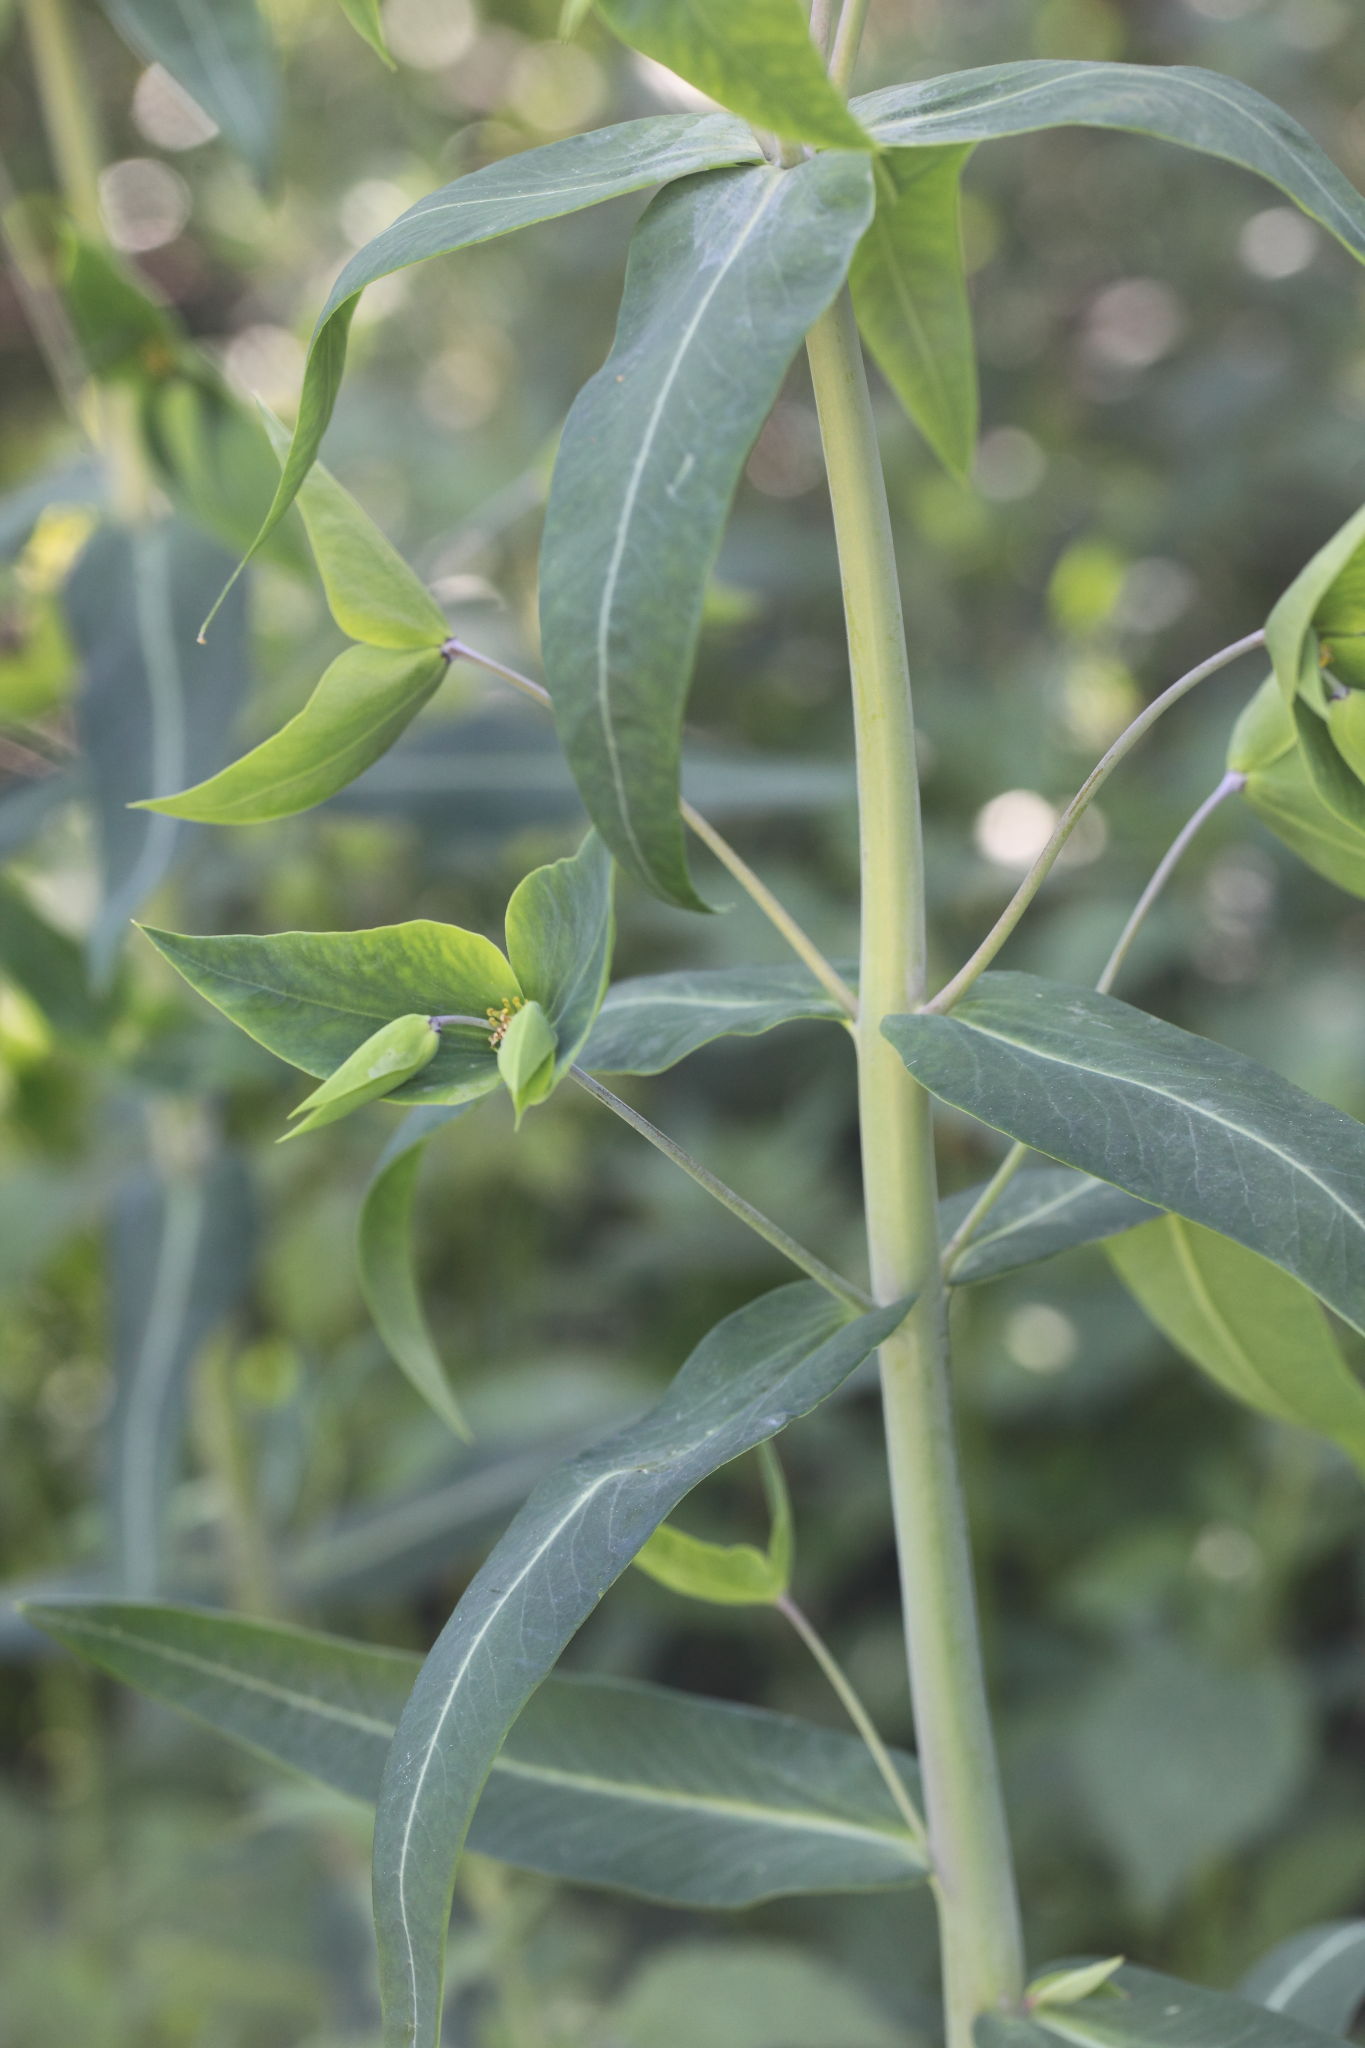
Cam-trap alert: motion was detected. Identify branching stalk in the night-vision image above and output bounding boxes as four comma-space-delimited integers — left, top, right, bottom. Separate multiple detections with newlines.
925, 631, 1265, 1016
568, 1067, 872, 1313
1096, 769, 1246, 994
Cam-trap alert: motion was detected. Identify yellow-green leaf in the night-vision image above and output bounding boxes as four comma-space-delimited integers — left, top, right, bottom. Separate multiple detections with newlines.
284, 1013, 440, 1138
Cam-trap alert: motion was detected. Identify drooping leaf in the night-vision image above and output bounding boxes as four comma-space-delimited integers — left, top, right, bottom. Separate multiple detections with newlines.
372, 1282, 907, 2048
503, 831, 615, 1075
358, 1107, 472, 1440
65, 520, 250, 982
636, 1445, 793, 1606
140, 645, 447, 824
219, 117, 763, 600
1266, 503, 1365, 706
595, 0, 872, 152
283, 1014, 441, 1139
496, 1000, 558, 1124
107, 1154, 256, 1595
1239, 1922, 1365, 2037
849, 146, 977, 479
337, 0, 394, 67
98, 0, 280, 184
1108, 1217, 1365, 1469
142, 921, 515, 1106
979, 1963, 1345, 2048
610, 1940, 902, 2048
24, 1601, 925, 1906
884, 974, 1365, 1337
940, 1167, 1157, 1286
541, 153, 875, 907
854, 63, 1365, 266
582, 963, 850, 1075
259, 413, 449, 650
1230, 679, 1365, 896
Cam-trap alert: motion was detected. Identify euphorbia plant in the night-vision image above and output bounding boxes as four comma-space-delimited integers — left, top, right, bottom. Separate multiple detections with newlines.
23, 3, 1365, 2046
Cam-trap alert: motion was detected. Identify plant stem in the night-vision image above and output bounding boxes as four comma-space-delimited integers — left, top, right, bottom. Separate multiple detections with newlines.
925, 631, 1265, 1016
829, 0, 873, 91
776, 1593, 929, 1851
1096, 769, 1246, 994
442, 637, 857, 1016
807, 289, 1024, 2044
568, 1067, 872, 1313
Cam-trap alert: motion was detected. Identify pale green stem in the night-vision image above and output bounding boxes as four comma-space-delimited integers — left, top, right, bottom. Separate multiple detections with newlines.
568, 1067, 872, 1314
829, 0, 874, 91
925, 630, 1265, 1016
443, 637, 857, 1017
809, 0, 840, 61
1096, 770, 1246, 995
807, 288, 1024, 2044
776, 1592, 929, 1851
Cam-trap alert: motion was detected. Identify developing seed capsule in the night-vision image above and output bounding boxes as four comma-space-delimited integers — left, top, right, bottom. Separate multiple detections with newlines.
282, 1013, 440, 1139
495, 999, 558, 1126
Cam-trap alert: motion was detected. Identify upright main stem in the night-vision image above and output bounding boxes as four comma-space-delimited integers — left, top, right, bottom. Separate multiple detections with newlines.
807, 293, 1024, 2044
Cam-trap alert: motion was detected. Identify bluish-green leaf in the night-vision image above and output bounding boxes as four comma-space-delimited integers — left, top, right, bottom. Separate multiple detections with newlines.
884, 973, 1365, 1337
98, 0, 280, 184
583, 963, 850, 1075
143, 921, 516, 1106
219, 117, 762, 605
0, 877, 118, 1041
1239, 1922, 1365, 2037
979, 1964, 1344, 2048
25, 1600, 925, 1906
850, 147, 977, 479
140, 645, 447, 824
1109, 1217, 1365, 1469
611, 1940, 902, 2048
595, 0, 872, 152
358, 1108, 472, 1441
541, 153, 875, 907
372, 1282, 907, 2048
854, 63, 1365, 266
941, 1167, 1157, 1286
504, 831, 615, 1075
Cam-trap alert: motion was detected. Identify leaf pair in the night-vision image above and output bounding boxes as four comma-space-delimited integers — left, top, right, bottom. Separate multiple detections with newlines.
1228, 677, 1365, 900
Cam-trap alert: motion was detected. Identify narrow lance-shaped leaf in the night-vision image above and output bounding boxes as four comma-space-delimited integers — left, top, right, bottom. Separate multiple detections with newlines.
849, 146, 978, 480
1239, 1922, 1365, 2037
884, 973, 1365, 1339
338, 0, 394, 67
583, 962, 851, 1077
283, 1013, 440, 1140
595, 0, 873, 152
504, 831, 615, 1077
854, 63, 1365, 267
358, 1107, 472, 1440
98, 0, 280, 185
215, 117, 763, 607
1108, 1218, 1365, 1471
372, 1282, 908, 2048
139, 645, 448, 824
24, 1601, 926, 1906
541, 153, 875, 908
143, 921, 515, 1108
977, 1963, 1347, 2048
940, 1167, 1157, 1286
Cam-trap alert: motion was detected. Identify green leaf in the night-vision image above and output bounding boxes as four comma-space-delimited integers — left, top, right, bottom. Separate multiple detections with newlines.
636, 1445, 793, 1606
1028, 1959, 1125, 2010
496, 1000, 558, 1124
849, 147, 977, 480
1266, 503, 1365, 706
503, 831, 615, 1074
358, 1108, 472, 1441
941, 1167, 1157, 1286
583, 963, 850, 1075
220, 118, 762, 606
0, 876, 118, 1041
60, 234, 179, 382
337, 0, 394, 67
610, 1940, 902, 2048
1239, 1922, 1365, 2037
1230, 680, 1365, 896
559, 0, 595, 35
595, 0, 872, 152
1293, 701, 1365, 831
139, 645, 447, 823
142, 371, 312, 573
854, 63, 1365, 266
372, 1281, 907, 2048
142, 921, 516, 1107
24, 1602, 925, 1907
541, 154, 875, 908
979, 1964, 1345, 2048
259, 412, 448, 650
283, 1013, 441, 1139
1108, 1217, 1365, 1469
98, 0, 280, 184
1330, 689, 1365, 779
884, 973, 1365, 1338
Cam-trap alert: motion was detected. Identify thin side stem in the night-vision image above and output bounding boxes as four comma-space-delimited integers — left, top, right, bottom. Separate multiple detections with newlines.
776, 1593, 929, 1852
939, 1144, 1029, 1279
568, 1067, 872, 1313
1096, 770, 1245, 995
443, 637, 856, 1016
829, 0, 874, 91
925, 631, 1265, 1016
807, 287, 1024, 2045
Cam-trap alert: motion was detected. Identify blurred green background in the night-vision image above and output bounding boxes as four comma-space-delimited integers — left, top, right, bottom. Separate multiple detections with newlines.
2, 0, 1365, 2042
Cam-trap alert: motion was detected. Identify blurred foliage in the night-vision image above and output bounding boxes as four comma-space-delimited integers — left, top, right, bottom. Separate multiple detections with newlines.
2, 0, 1365, 2042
